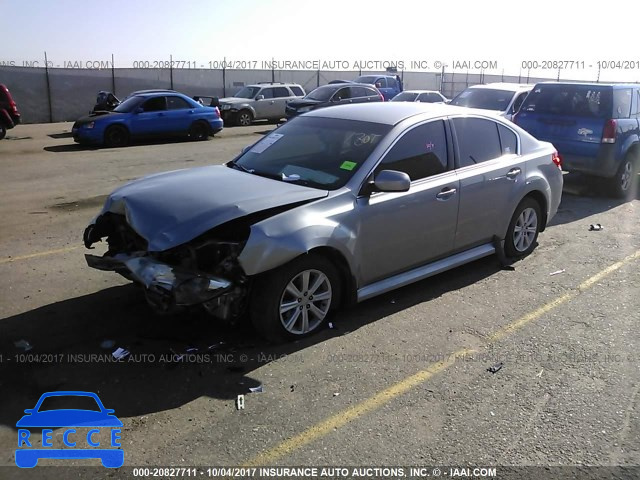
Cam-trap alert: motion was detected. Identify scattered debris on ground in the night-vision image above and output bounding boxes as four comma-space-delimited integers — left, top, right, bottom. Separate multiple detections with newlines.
549, 269, 566, 276
589, 223, 604, 231
487, 362, 504, 374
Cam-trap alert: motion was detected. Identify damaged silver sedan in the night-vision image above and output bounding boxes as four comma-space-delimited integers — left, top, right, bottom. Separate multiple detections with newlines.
84, 103, 563, 341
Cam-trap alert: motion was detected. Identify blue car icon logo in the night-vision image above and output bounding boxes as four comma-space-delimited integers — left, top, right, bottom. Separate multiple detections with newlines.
16, 391, 123, 468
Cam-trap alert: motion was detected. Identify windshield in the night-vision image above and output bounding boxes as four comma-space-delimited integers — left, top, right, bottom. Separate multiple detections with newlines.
306, 86, 340, 101
232, 116, 391, 190
232, 86, 260, 99
392, 92, 419, 102
521, 84, 613, 118
113, 96, 143, 113
450, 88, 517, 111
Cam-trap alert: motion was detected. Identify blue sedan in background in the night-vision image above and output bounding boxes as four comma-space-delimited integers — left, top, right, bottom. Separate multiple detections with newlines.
73, 91, 223, 147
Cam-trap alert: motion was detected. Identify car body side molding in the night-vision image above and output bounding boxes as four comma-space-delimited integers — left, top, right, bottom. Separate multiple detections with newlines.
357, 243, 496, 302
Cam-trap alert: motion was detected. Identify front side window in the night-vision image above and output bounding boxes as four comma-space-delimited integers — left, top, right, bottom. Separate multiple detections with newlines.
273, 87, 290, 98
377, 120, 448, 181
332, 88, 351, 101
259, 88, 275, 99
498, 124, 518, 155
142, 96, 167, 112
452, 117, 502, 168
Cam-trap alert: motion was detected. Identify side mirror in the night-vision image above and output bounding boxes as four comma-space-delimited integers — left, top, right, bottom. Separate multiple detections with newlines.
210, 97, 220, 107
256, 95, 265, 101
372, 170, 411, 193
24, 409, 34, 414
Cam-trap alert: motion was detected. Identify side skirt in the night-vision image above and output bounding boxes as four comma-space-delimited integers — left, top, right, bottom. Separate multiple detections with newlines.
357, 243, 496, 302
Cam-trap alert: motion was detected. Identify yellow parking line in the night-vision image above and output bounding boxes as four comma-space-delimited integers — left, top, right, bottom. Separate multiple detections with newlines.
244, 248, 640, 466
0, 246, 79, 265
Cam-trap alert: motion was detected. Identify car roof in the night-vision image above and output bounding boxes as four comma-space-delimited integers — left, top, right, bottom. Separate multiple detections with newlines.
402, 90, 442, 94
466, 83, 533, 91
304, 102, 501, 125
533, 81, 640, 88
246, 83, 301, 88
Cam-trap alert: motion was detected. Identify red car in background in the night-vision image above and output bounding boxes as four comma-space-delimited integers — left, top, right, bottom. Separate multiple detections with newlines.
0, 84, 21, 140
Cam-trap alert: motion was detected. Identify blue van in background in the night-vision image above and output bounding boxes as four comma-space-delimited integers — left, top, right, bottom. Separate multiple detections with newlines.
354, 75, 403, 100
514, 82, 640, 199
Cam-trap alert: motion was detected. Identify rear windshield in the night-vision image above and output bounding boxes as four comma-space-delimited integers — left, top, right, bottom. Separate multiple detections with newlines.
392, 92, 419, 102
521, 84, 614, 118
450, 88, 515, 111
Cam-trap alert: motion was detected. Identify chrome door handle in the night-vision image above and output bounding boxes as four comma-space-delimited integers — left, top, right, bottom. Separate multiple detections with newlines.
506, 168, 521, 179
436, 187, 457, 200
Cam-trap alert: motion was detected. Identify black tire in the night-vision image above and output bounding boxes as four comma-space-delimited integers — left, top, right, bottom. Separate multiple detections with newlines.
609, 157, 638, 200
0, 126, 5, 140
250, 253, 341, 342
504, 197, 542, 259
104, 125, 129, 147
188, 121, 209, 141
235, 110, 253, 127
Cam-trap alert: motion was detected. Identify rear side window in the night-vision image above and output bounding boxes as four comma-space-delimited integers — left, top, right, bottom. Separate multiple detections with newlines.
453, 117, 501, 168
498, 124, 518, 155
521, 85, 613, 118
613, 89, 632, 118
417, 93, 442, 103
290, 86, 304, 96
366, 87, 380, 97
378, 120, 448, 181
167, 96, 191, 110
350, 86, 370, 98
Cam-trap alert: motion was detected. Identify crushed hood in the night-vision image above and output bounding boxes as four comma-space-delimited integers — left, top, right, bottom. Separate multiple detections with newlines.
97, 165, 328, 251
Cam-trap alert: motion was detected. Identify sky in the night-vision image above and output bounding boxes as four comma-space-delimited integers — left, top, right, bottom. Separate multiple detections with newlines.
2, 0, 640, 82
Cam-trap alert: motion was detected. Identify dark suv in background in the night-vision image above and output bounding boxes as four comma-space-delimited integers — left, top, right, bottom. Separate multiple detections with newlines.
514, 82, 640, 199
285, 83, 383, 118
0, 84, 21, 140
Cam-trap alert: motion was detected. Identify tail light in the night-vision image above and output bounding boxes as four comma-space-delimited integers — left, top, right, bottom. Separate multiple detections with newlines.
214, 107, 220, 118
602, 119, 617, 144
10, 100, 19, 115
552, 151, 562, 170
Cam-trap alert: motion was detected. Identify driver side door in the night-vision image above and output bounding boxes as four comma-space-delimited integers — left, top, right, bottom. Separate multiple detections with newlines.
129, 96, 169, 136
354, 119, 460, 286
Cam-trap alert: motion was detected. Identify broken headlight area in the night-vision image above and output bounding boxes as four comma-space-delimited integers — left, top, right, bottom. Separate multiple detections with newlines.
84, 213, 251, 320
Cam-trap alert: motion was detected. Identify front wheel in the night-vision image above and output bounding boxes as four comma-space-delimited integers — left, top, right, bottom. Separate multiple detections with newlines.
250, 254, 341, 342
235, 110, 253, 127
104, 125, 129, 147
609, 157, 638, 200
504, 197, 542, 259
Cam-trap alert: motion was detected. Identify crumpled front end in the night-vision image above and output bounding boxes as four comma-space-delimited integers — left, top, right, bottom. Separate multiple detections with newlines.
83, 211, 250, 320
85, 253, 233, 312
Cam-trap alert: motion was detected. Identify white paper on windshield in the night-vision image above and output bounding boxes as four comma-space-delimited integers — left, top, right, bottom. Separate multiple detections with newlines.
250, 133, 284, 154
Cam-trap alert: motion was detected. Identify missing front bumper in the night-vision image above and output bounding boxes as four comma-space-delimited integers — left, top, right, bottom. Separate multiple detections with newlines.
85, 254, 233, 309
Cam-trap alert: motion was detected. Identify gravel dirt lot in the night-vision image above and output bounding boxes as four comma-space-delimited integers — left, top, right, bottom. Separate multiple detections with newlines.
0, 122, 639, 479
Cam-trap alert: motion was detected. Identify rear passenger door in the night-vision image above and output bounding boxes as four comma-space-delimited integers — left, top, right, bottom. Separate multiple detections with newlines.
350, 86, 374, 103
451, 117, 526, 251
330, 87, 352, 106
165, 96, 195, 133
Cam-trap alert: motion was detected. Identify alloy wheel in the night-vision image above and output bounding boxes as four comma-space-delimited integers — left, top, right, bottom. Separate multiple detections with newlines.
513, 207, 538, 252
279, 269, 332, 335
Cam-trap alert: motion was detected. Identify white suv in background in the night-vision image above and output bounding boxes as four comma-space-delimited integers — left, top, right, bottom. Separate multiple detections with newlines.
218, 82, 306, 126
449, 83, 533, 121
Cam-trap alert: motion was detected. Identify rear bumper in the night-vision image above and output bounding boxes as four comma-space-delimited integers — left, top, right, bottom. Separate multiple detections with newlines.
85, 253, 232, 309
559, 144, 619, 178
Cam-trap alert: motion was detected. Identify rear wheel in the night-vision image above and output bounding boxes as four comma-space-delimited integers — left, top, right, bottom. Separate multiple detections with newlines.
0, 126, 5, 140
104, 125, 129, 147
188, 121, 209, 141
235, 110, 253, 127
504, 197, 541, 258
250, 253, 341, 342
609, 157, 638, 200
